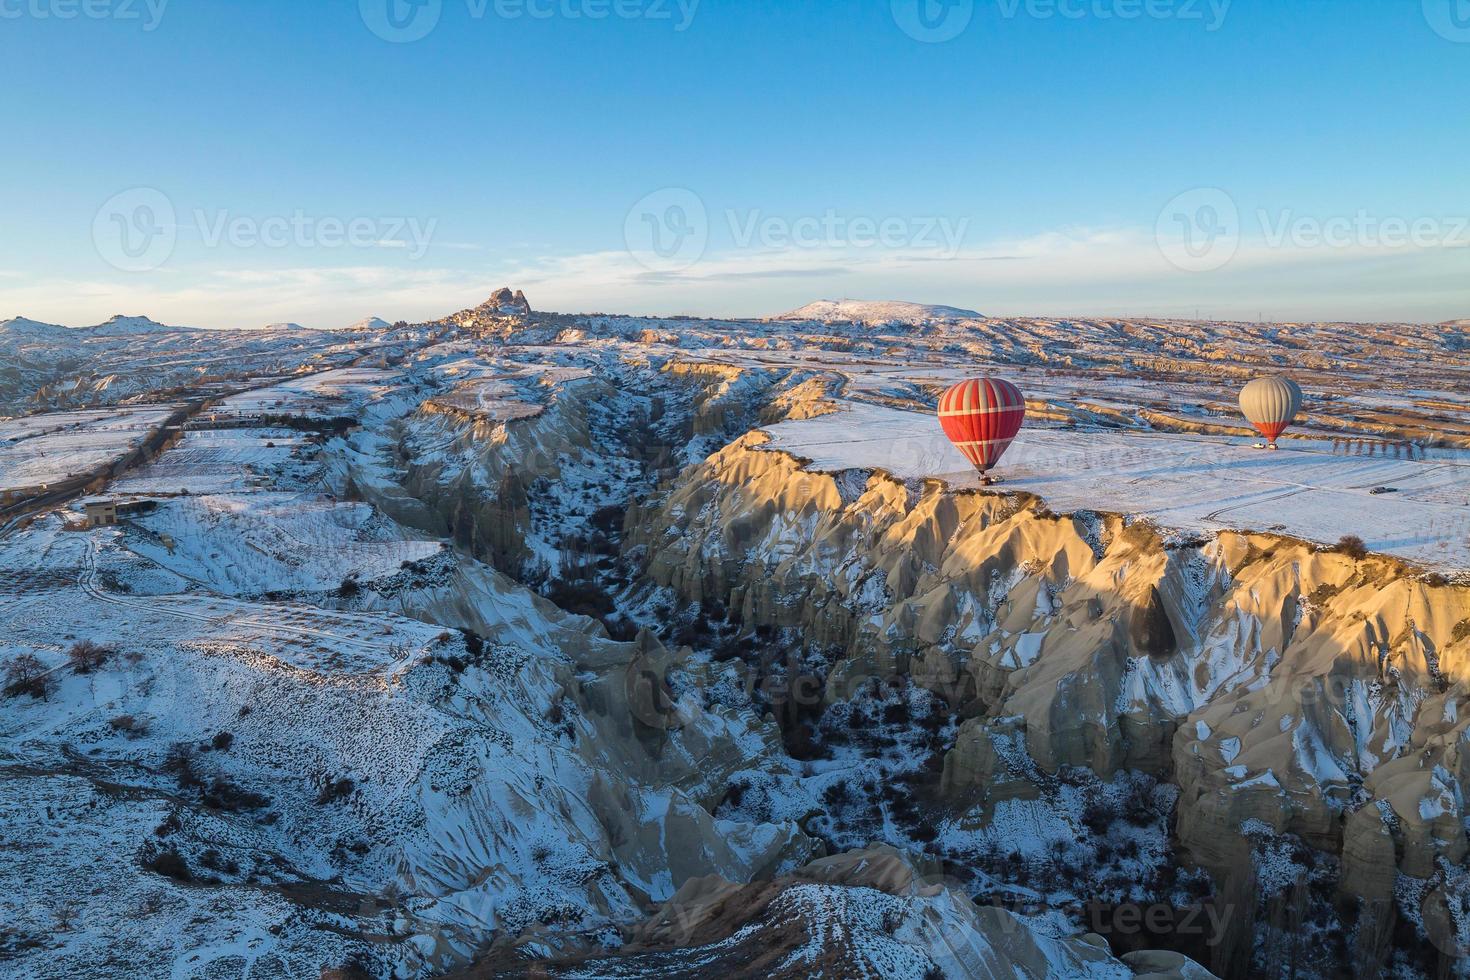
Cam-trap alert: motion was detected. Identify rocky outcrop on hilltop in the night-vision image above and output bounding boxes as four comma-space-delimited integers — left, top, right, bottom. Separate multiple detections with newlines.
487, 287, 531, 316
450, 288, 532, 326
628, 432, 1470, 976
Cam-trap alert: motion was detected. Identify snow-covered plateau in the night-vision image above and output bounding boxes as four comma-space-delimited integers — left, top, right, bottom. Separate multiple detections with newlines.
2, 292, 1468, 979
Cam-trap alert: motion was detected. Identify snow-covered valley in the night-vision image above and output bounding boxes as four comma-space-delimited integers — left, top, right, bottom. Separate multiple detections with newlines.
2, 293, 1468, 979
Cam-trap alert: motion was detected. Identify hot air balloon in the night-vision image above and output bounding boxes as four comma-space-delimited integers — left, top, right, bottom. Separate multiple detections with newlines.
938, 378, 1026, 484
1239, 376, 1303, 450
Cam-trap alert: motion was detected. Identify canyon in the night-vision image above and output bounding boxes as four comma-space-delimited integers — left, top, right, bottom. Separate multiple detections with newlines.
1, 295, 1467, 978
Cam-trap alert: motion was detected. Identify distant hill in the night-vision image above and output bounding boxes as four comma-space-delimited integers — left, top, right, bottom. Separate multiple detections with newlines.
0, 316, 71, 340
342, 316, 393, 332
88, 315, 200, 336
1, 318, 199, 340
2, 314, 201, 339
777, 299, 983, 324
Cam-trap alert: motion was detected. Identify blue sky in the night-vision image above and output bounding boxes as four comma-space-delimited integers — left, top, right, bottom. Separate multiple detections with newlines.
2, 0, 1467, 328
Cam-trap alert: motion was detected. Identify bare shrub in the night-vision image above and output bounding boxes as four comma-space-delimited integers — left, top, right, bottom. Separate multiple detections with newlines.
1335, 535, 1369, 559
316, 777, 355, 805
164, 743, 202, 790
110, 714, 148, 737
67, 640, 112, 674
4, 654, 54, 700
148, 849, 191, 882
201, 777, 269, 812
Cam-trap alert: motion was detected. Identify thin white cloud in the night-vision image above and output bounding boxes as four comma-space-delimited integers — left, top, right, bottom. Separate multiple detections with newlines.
2, 226, 1465, 329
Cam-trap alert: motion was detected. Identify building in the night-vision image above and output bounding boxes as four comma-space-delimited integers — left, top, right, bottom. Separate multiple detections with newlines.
83, 499, 159, 528
83, 501, 119, 527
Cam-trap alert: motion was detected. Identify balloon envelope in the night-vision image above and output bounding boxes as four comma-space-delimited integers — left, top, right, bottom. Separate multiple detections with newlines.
1239, 377, 1303, 442
938, 378, 1026, 473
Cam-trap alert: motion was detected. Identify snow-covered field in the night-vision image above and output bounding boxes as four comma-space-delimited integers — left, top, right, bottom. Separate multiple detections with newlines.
110, 429, 312, 496
209, 368, 404, 419
0, 406, 178, 493
762, 400, 1470, 571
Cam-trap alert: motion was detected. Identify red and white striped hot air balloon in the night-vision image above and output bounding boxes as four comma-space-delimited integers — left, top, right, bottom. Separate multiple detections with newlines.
937, 378, 1026, 484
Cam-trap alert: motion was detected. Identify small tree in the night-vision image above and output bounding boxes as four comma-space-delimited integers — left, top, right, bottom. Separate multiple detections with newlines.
1336, 535, 1369, 559
67, 640, 111, 674
4, 653, 54, 700
165, 742, 202, 790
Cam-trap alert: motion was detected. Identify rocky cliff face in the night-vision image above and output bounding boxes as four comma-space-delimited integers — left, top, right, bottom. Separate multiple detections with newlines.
454, 846, 1206, 979
628, 431, 1470, 975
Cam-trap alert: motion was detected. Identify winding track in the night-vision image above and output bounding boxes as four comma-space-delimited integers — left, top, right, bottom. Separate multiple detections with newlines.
76, 537, 398, 662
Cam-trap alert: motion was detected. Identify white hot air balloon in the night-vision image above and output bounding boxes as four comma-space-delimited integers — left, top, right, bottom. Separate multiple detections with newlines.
1239, 377, 1304, 450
